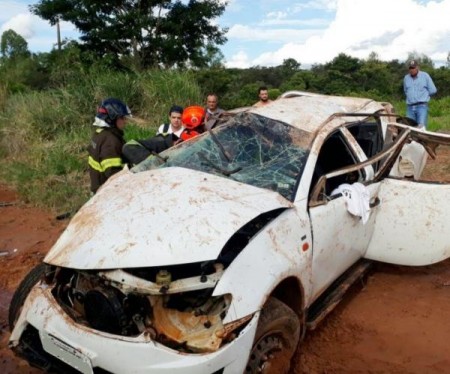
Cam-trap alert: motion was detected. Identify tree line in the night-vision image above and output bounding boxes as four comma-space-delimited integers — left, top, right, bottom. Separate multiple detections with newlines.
1, 0, 450, 110
2, 32, 450, 110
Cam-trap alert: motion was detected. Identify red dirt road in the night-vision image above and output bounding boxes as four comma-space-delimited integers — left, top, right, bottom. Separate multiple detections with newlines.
0, 146, 449, 374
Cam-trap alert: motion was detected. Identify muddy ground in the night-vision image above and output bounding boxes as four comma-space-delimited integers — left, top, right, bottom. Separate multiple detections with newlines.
0, 145, 449, 374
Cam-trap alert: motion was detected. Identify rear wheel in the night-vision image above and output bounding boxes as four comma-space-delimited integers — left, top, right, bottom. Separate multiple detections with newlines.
245, 297, 300, 374
9, 263, 45, 331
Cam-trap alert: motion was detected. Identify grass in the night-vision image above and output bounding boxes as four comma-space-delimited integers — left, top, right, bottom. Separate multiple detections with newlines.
0, 69, 202, 212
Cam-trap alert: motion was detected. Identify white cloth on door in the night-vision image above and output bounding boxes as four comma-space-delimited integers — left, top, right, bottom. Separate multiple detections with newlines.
331, 182, 371, 224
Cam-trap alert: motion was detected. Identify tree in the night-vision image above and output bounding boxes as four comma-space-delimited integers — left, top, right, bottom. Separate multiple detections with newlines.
1, 29, 30, 60
202, 43, 225, 69
315, 54, 363, 95
279, 71, 307, 92
325, 53, 362, 74
276, 58, 301, 87
358, 59, 394, 98
30, 0, 228, 69
367, 51, 380, 62
280, 58, 301, 73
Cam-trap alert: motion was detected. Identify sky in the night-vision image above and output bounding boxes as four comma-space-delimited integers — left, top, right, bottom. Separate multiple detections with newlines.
1, 0, 450, 69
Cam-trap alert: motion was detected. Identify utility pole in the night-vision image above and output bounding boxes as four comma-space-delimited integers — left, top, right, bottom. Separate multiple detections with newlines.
56, 17, 61, 51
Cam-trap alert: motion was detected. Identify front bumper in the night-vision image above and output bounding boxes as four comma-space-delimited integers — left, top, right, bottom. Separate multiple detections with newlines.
9, 285, 259, 374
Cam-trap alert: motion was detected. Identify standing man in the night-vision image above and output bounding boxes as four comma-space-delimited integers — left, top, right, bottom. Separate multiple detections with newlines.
253, 86, 273, 107
204, 93, 224, 130
156, 105, 184, 138
403, 60, 437, 129
88, 98, 132, 194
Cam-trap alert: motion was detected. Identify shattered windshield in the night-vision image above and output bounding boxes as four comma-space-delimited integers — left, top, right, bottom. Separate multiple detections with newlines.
132, 113, 311, 200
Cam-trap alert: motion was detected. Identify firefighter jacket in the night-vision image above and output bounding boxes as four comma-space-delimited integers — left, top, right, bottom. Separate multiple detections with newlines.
88, 126, 126, 193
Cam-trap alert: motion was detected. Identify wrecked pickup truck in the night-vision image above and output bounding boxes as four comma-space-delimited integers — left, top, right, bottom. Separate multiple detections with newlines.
9, 92, 450, 374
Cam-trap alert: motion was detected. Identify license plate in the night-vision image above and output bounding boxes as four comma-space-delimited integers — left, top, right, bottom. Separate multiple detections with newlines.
41, 333, 93, 374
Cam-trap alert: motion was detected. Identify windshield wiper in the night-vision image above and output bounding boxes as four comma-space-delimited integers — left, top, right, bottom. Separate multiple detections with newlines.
208, 130, 232, 162
198, 152, 241, 176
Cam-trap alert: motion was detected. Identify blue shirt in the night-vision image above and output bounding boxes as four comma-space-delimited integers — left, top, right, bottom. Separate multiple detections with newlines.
403, 71, 437, 105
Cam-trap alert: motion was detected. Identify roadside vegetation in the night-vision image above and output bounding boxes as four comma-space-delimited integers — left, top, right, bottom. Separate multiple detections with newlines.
0, 64, 202, 212
1, 26, 449, 213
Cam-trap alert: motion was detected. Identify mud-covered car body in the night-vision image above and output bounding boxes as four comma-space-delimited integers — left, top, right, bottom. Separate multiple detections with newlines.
9, 92, 450, 374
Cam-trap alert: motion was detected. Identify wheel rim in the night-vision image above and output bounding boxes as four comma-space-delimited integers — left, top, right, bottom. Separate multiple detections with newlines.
246, 334, 289, 374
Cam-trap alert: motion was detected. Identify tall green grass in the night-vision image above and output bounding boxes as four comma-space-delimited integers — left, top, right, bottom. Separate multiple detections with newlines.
0, 69, 202, 212
428, 97, 450, 132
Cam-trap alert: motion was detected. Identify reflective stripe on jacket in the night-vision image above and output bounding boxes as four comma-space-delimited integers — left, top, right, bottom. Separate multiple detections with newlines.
88, 127, 126, 193
88, 155, 123, 172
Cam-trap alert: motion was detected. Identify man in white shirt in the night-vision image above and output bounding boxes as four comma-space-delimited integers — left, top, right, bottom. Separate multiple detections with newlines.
123, 105, 184, 166
156, 105, 184, 138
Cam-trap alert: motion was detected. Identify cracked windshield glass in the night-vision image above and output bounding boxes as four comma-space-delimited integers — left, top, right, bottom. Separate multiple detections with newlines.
133, 113, 310, 200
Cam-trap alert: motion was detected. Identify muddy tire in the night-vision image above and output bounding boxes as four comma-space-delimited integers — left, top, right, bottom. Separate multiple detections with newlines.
8, 263, 45, 331
245, 297, 300, 374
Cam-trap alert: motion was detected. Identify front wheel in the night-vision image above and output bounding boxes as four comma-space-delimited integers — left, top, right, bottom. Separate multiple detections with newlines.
245, 297, 300, 374
9, 263, 45, 331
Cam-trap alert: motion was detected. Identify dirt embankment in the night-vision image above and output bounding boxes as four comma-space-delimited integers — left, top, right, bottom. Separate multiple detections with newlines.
0, 145, 449, 374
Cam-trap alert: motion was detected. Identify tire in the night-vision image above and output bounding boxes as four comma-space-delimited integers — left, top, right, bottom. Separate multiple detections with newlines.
245, 297, 301, 374
9, 263, 46, 331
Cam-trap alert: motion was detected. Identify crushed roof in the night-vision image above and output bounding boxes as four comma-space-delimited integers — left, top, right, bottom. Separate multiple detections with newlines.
248, 94, 385, 133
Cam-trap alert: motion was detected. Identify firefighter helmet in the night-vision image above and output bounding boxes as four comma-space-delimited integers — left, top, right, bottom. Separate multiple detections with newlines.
181, 106, 205, 130
97, 98, 132, 126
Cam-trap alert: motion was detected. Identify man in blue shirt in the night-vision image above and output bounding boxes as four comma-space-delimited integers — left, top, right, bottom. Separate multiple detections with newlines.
403, 60, 437, 129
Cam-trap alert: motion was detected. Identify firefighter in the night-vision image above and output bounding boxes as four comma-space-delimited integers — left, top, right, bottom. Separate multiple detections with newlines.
88, 98, 132, 194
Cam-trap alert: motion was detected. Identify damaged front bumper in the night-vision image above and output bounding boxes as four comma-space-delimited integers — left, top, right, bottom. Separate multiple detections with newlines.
9, 284, 259, 374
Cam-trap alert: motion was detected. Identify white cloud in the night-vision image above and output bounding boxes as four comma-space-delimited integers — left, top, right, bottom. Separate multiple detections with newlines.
251, 0, 450, 67
266, 11, 288, 20
260, 18, 329, 27
292, 0, 338, 13
226, 50, 251, 68
1, 13, 35, 38
227, 24, 322, 43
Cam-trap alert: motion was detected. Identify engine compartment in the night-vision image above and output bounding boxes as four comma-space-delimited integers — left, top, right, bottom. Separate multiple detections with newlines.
45, 265, 247, 353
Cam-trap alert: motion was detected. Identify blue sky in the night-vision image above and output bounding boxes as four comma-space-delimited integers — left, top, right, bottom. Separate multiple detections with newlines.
1, 0, 450, 68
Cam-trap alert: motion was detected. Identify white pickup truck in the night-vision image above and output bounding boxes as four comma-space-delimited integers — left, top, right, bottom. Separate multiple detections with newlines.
9, 92, 450, 374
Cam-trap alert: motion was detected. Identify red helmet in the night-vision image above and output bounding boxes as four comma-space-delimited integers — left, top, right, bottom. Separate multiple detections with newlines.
181, 106, 205, 129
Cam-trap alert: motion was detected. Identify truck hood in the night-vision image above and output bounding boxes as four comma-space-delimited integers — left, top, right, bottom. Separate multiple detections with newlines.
45, 167, 293, 269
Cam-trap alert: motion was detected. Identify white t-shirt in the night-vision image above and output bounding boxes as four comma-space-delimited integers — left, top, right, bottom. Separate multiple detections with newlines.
156, 123, 184, 138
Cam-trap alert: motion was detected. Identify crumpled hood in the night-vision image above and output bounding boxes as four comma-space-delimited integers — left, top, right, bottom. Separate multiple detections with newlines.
45, 167, 292, 269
